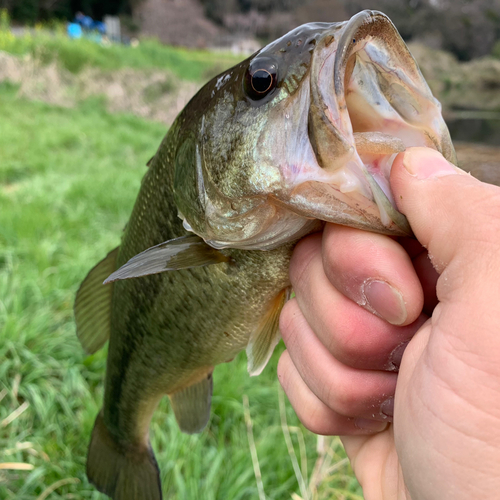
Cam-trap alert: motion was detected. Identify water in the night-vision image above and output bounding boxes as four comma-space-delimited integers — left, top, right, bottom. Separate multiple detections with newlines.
445, 113, 500, 146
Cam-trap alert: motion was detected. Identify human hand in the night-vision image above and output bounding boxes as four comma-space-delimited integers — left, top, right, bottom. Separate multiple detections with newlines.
278, 147, 500, 500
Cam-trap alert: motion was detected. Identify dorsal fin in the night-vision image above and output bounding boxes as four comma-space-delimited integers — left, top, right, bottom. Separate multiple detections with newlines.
169, 372, 213, 434
74, 248, 119, 354
103, 235, 229, 284
246, 288, 290, 376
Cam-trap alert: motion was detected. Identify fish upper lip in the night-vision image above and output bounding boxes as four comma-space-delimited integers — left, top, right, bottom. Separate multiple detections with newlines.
333, 10, 385, 100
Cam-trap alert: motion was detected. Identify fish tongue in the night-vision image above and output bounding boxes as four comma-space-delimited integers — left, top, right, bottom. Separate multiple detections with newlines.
354, 132, 405, 156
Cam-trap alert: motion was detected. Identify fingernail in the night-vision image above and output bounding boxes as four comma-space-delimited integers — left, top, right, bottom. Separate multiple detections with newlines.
403, 147, 459, 180
380, 397, 394, 419
362, 279, 407, 326
388, 341, 409, 370
354, 418, 388, 432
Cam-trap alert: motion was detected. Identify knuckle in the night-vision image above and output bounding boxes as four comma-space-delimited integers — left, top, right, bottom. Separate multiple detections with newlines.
279, 299, 302, 344
322, 316, 363, 365
321, 226, 359, 282
298, 406, 332, 435
469, 188, 500, 240
428, 185, 500, 271
324, 383, 356, 417
289, 234, 322, 290
334, 339, 362, 367
276, 353, 290, 389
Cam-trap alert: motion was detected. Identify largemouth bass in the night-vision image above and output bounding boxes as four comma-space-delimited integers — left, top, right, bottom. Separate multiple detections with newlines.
74, 10, 455, 500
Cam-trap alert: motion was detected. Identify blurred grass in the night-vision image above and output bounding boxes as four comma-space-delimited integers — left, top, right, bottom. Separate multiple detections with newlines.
0, 27, 240, 79
0, 80, 361, 499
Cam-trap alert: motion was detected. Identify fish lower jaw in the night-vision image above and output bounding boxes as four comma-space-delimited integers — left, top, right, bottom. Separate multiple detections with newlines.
279, 145, 411, 236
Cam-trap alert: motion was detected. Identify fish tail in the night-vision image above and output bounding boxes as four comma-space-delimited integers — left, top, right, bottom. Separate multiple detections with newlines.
87, 411, 162, 500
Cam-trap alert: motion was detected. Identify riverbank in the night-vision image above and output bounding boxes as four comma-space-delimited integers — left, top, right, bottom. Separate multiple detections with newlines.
409, 43, 500, 113
1, 32, 500, 127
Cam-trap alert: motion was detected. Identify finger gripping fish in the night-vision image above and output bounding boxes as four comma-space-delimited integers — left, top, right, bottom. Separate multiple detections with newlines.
74, 10, 455, 500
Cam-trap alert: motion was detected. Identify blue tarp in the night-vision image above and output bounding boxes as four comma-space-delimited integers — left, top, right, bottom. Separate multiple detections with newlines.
67, 22, 82, 39
73, 13, 107, 36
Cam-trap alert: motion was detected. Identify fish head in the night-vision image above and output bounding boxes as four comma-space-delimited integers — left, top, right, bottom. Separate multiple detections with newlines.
173, 10, 456, 250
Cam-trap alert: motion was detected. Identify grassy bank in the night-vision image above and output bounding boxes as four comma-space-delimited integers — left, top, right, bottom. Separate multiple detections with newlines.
0, 27, 240, 79
0, 81, 361, 499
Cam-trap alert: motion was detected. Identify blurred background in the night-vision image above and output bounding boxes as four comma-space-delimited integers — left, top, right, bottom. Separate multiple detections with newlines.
0, 1, 499, 499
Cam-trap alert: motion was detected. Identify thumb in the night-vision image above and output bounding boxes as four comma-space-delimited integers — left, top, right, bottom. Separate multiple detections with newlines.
389, 148, 500, 500
391, 147, 500, 279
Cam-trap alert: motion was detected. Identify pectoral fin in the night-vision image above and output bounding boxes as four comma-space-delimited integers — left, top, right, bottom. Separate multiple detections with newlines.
169, 372, 213, 434
246, 288, 290, 377
74, 247, 119, 354
104, 235, 229, 284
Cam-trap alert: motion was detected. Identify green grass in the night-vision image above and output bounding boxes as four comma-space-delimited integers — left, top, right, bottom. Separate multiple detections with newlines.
0, 28, 241, 79
0, 82, 362, 499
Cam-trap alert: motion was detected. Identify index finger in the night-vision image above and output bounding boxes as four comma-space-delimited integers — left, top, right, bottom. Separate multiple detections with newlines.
321, 223, 424, 326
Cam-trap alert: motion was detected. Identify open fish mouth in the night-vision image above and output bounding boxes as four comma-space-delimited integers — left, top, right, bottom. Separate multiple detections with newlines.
175, 11, 457, 251
275, 10, 456, 238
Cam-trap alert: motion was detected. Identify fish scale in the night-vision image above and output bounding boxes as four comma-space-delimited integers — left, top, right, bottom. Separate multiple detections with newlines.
104, 120, 293, 437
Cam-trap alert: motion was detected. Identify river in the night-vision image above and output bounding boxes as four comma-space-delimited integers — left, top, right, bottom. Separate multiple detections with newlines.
446, 112, 500, 146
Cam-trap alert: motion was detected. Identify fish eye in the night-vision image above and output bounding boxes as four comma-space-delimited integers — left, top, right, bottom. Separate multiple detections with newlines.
244, 58, 278, 101
251, 69, 273, 93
